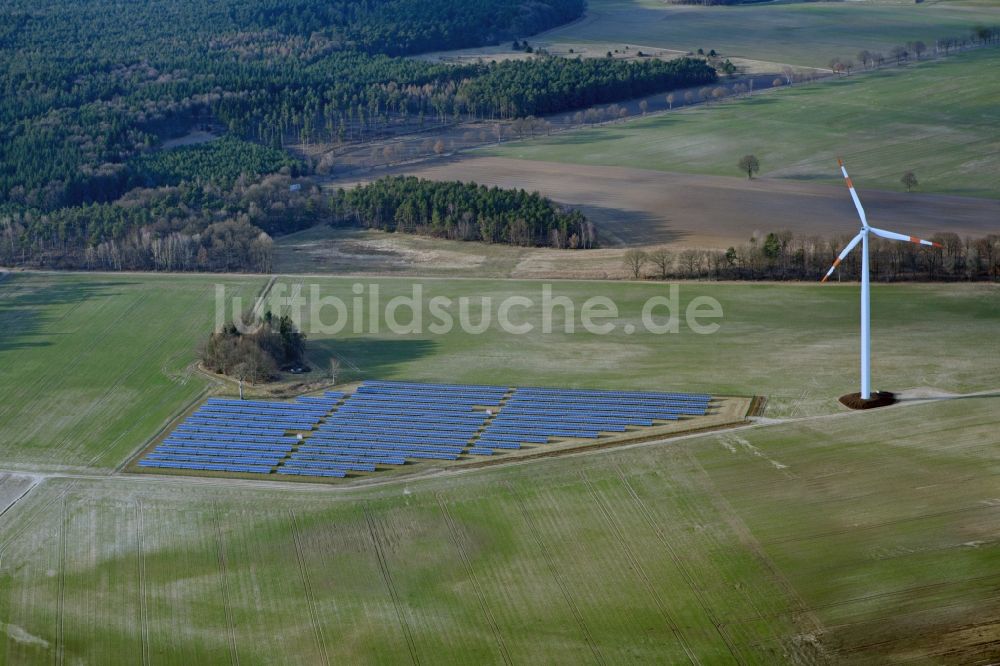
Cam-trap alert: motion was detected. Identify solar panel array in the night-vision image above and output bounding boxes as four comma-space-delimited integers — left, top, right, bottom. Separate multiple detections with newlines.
139, 394, 342, 474
140, 381, 714, 480
476, 387, 711, 448
295, 380, 507, 466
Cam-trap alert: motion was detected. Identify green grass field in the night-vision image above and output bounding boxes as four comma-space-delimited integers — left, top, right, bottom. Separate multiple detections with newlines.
1, 274, 998, 471
484, 48, 1000, 198
541, 0, 1000, 69
2, 272, 998, 662
1, 393, 997, 663
270, 276, 1000, 418
0, 273, 266, 471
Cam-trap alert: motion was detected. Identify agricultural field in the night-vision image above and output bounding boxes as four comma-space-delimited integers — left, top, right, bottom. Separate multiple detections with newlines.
0, 273, 267, 471
1, 390, 997, 663
0, 273, 998, 661
484, 48, 1000, 199
321, 156, 1000, 252
2, 273, 998, 469
507, 0, 1000, 69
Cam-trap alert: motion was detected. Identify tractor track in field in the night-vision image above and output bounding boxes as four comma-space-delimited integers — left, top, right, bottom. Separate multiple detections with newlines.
288, 510, 331, 666
135, 500, 150, 666
435, 493, 513, 666
503, 480, 607, 665
580, 471, 700, 664
363, 504, 420, 665
212, 507, 241, 666
613, 466, 746, 663
0, 476, 39, 522
0, 481, 75, 570
82, 302, 185, 468
56, 493, 68, 666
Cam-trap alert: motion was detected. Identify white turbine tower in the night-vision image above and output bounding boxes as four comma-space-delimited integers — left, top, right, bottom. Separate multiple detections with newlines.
822, 160, 942, 402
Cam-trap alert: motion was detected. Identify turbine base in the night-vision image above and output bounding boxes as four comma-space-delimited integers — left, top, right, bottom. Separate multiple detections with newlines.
839, 391, 896, 410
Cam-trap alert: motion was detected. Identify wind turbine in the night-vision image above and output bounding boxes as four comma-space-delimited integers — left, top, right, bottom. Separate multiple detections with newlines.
821, 160, 942, 402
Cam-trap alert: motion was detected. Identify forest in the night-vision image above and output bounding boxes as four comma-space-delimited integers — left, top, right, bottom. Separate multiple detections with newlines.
458, 56, 717, 118
0, 175, 325, 271
337, 176, 597, 248
0, 172, 596, 271
0, 0, 590, 217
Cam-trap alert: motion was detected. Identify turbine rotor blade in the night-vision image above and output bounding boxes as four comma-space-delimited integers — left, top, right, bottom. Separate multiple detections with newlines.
820, 231, 864, 282
838, 158, 868, 228
869, 226, 943, 248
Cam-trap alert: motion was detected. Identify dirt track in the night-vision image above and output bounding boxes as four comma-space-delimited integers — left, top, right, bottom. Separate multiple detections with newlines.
333, 156, 1000, 248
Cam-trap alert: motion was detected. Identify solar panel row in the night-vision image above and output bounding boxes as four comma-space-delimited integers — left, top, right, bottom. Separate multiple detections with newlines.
515, 387, 711, 401
139, 460, 272, 474
298, 445, 457, 461
277, 469, 346, 478
302, 441, 464, 454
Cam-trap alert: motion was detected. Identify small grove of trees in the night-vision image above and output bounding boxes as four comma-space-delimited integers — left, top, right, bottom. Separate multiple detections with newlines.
337, 176, 597, 248
739, 155, 761, 180
202, 311, 306, 384
623, 231, 1000, 281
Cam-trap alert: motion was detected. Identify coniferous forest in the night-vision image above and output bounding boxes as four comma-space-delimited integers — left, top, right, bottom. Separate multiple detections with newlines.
339, 176, 597, 248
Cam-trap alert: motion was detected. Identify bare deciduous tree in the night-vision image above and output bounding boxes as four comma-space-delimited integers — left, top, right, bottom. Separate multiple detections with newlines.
623, 249, 648, 279
648, 248, 673, 279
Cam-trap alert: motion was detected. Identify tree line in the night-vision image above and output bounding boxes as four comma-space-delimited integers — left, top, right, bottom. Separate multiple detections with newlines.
623, 231, 1000, 282
337, 176, 597, 248
827, 25, 999, 76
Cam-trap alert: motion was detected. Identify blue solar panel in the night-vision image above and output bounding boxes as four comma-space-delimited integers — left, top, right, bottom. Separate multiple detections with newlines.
473, 440, 522, 449
139, 460, 272, 474
291, 453, 407, 466
277, 469, 346, 478
365, 380, 508, 392
283, 461, 375, 472
297, 445, 459, 460
302, 440, 464, 454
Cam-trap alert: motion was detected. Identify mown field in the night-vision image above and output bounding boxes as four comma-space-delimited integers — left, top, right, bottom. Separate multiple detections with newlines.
484, 48, 1000, 198
1, 392, 997, 663
0, 273, 267, 471
536, 0, 1000, 69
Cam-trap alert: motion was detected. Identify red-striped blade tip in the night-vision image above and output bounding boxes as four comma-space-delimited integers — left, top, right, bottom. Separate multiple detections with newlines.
932, 242, 944, 248
837, 158, 844, 167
